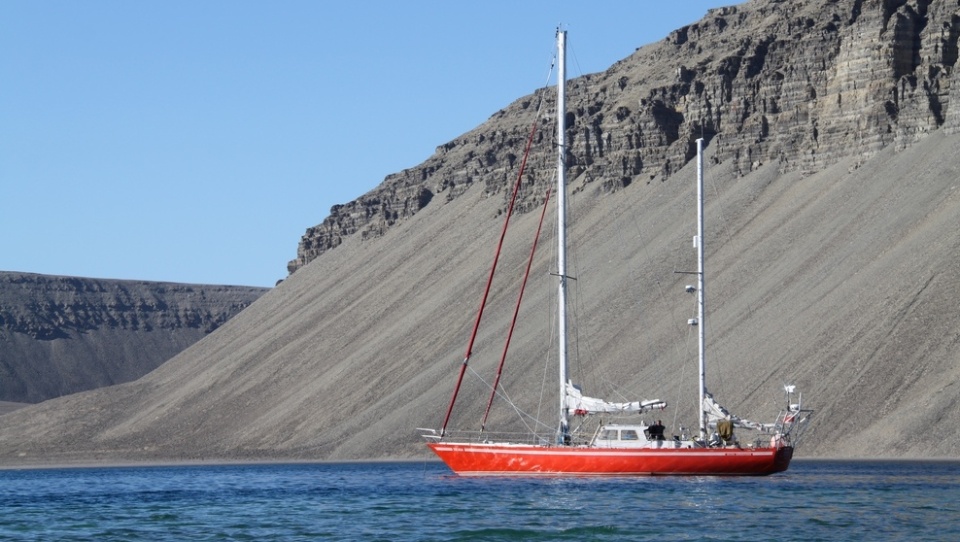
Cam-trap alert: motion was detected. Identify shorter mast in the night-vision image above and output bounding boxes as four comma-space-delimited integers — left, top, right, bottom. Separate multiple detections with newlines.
695, 138, 707, 441
555, 29, 570, 444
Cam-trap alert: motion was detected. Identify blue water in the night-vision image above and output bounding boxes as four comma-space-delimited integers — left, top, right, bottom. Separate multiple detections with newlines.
0, 460, 957, 541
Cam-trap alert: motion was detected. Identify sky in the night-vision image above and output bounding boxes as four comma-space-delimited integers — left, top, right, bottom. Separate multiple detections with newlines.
1, 1, 737, 287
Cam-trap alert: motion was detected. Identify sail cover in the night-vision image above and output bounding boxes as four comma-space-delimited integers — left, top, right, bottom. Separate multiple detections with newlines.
702, 392, 771, 432
565, 382, 666, 415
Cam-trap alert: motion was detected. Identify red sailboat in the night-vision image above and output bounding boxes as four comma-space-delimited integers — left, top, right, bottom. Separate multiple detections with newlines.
423, 30, 811, 476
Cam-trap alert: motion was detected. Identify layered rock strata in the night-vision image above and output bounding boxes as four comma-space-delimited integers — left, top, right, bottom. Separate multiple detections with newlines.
0, 272, 266, 403
289, 0, 960, 274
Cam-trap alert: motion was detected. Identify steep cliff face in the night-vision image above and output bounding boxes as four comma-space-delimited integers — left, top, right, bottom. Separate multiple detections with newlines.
0, 272, 267, 403
289, 0, 960, 274
2, 0, 960, 466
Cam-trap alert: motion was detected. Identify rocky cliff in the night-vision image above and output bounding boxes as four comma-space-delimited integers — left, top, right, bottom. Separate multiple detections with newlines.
289, 0, 960, 273
0, 272, 267, 403
1, 0, 959, 466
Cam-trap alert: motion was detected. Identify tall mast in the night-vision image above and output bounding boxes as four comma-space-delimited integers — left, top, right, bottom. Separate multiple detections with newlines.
556, 29, 570, 443
696, 138, 707, 440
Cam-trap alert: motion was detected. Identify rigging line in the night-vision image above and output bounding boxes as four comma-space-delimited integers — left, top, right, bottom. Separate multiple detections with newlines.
560, 107, 598, 395
647, 266, 690, 424
537, 251, 559, 436
465, 365, 551, 436
568, 220, 612, 397
656, 231, 698, 431
570, 191, 634, 398
704, 151, 732, 403
567, 205, 587, 393
567, 199, 612, 402
672, 291, 698, 433
563, 27, 586, 81
570, 203, 630, 405
568, 192, 607, 398
438, 90, 547, 438
585, 194, 646, 403
558, 26, 655, 403
481, 186, 553, 433
545, 174, 593, 416
629, 207, 673, 404
664, 176, 700, 423
530, 38, 563, 433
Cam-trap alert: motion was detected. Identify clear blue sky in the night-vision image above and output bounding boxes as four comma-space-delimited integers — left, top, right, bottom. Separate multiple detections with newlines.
2, 1, 736, 287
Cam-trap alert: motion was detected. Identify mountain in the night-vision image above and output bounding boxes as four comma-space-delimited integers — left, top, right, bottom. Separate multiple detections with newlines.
288, 0, 960, 273
0, 272, 267, 404
1, 0, 958, 466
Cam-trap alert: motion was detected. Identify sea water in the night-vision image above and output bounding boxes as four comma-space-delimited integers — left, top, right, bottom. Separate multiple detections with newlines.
0, 460, 957, 541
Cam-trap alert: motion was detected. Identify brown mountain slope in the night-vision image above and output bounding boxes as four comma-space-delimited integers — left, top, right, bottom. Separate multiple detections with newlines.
1, 0, 959, 465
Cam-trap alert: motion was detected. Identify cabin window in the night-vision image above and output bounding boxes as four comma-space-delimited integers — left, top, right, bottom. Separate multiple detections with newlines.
598, 429, 618, 441
621, 430, 639, 441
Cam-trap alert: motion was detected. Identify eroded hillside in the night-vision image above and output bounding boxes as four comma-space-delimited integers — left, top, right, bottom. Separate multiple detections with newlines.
290, 0, 960, 273
0, 272, 266, 403
0, 0, 958, 466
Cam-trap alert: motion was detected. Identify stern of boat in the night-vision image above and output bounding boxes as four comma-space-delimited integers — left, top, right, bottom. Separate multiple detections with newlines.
773, 445, 794, 473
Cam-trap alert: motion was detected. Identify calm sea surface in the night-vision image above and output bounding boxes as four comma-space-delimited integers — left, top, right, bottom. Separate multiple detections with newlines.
0, 459, 956, 541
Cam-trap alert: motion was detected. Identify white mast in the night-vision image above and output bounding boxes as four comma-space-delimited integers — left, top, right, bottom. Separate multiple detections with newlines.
556, 29, 570, 443
695, 138, 707, 440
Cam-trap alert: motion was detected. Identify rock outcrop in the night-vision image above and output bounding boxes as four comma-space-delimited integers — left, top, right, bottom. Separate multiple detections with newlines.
2, 0, 959, 466
0, 272, 267, 403
289, 0, 960, 274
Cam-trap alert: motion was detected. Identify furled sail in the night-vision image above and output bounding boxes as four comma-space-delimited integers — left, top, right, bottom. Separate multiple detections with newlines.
702, 392, 771, 432
565, 382, 666, 415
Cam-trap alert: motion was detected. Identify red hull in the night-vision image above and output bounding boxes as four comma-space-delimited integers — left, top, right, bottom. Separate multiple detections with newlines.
428, 442, 793, 476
